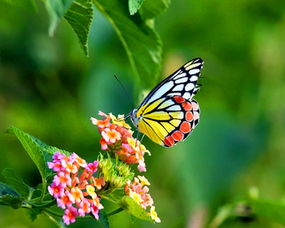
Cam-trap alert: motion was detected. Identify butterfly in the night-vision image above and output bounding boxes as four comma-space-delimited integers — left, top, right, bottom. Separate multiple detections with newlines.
129, 58, 204, 147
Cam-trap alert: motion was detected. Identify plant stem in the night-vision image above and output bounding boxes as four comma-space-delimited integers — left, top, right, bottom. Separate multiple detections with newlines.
44, 208, 63, 217
41, 177, 47, 201
100, 195, 117, 204
107, 207, 124, 217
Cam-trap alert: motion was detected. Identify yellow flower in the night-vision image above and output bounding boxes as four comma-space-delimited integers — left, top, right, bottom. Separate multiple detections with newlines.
138, 176, 150, 186
129, 191, 143, 204
149, 206, 161, 223
127, 137, 137, 148
86, 185, 97, 199
110, 113, 131, 129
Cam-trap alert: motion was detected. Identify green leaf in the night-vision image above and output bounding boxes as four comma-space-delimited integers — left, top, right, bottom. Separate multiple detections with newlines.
0, 182, 23, 209
64, 0, 93, 56
93, 0, 162, 89
28, 207, 42, 221
139, 0, 171, 19
99, 211, 110, 228
7, 126, 71, 180
45, 0, 74, 36
2, 168, 32, 198
249, 200, 285, 225
128, 0, 144, 15
119, 196, 152, 222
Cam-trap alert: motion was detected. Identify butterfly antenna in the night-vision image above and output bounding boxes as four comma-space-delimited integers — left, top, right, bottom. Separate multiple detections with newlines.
113, 74, 134, 110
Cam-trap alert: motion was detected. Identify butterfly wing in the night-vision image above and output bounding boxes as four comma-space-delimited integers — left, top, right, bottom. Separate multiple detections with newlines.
137, 96, 200, 146
134, 58, 203, 147
137, 57, 203, 110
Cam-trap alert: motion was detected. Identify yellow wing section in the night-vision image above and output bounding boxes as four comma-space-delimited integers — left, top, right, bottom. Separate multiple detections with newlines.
136, 98, 182, 145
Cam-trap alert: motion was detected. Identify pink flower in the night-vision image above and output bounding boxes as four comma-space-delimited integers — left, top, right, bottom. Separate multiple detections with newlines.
52, 152, 66, 161
63, 207, 78, 225
57, 191, 73, 209
90, 204, 99, 220
86, 161, 99, 173
78, 198, 91, 216
48, 183, 64, 198
70, 187, 83, 203
47, 161, 62, 172
102, 128, 121, 143
53, 172, 71, 187
48, 152, 103, 225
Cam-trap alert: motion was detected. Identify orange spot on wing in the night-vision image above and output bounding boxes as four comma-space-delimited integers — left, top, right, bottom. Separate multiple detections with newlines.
182, 102, 192, 111
173, 96, 185, 103
185, 111, 194, 121
164, 136, 175, 147
171, 131, 184, 141
180, 121, 191, 133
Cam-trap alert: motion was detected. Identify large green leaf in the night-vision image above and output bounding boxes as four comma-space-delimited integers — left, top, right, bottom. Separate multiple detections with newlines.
7, 126, 71, 180
2, 168, 31, 198
139, 0, 171, 19
64, 0, 93, 56
0, 182, 22, 209
119, 196, 152, 222
45, 0, 74, 36
93, 0, 162, 89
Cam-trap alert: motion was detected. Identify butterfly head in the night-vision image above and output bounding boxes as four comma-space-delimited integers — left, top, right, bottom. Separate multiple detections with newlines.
130, 109, 141, 129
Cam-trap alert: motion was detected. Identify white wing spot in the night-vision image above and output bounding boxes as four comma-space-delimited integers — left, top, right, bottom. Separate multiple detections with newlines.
185, 62, 201, 70
174, 72, 186, 79
147, 81, 174, 103
167, 92, 182, 96
158, 100, 175, 109
183, 92, 191, 99
190, 76, 198, 82
185, 83, 194, 91
167, 105, 181, 111
173, 84, 184, 91
175, 77, 188, 83
189, 69, 200, 75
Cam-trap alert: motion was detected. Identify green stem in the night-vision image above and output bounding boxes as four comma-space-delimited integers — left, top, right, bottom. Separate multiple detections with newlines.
44, 208, 63, 218
41, 177, 47, 201
21, 202, 33, 209
100, 195, 117, 204
27, 188, 35, 201
107, 207, 124, 217
30, 200, 55, 208
43, 211, 64, 228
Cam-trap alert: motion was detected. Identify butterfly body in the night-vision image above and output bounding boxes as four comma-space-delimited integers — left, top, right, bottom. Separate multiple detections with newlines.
130, 58, 204, 147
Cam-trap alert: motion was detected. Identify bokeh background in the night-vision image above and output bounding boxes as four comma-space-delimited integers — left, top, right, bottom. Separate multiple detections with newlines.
1, 0, 285, 227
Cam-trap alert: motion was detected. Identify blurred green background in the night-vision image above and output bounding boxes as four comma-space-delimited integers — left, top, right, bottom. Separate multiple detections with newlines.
1, 0, 285, 227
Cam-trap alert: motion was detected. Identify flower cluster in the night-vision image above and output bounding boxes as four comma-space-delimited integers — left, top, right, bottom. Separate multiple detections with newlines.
125, 176, 161, 223
91, 111, 150, 172
48, 152, 105, 225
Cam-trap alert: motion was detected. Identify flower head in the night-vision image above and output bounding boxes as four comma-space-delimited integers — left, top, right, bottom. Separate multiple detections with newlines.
125, 176, 160, 223
91, 111, 150, 172
48, 152, 104, 225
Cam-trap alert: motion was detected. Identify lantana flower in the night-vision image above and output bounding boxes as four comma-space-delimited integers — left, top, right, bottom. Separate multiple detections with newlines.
91, 111, 150, 172
48, 152, 104, 225
125, 176, 161, 223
